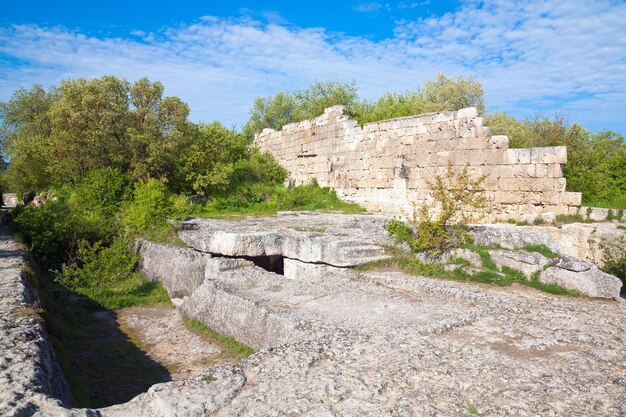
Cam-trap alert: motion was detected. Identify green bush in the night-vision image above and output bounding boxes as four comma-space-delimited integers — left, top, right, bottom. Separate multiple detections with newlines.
72, 167, 130, 217
600, 235, 626, 293
121, 178, 177, 234
56, 236, 169, 309
276, 182, 362, 212
13, 199, 74, 268
407, 164, 485, 256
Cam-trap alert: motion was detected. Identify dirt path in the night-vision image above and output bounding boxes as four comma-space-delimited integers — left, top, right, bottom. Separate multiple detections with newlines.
116, 303, 230, 381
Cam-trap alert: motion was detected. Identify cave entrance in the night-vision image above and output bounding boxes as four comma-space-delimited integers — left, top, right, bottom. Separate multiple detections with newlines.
211, 253, 285, 275
240, 254, 285, 275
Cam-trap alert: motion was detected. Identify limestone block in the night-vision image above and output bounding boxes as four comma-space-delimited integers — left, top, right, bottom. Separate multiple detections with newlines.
539, 264, 621, 299
588, 208, 609, 222
503, 149, 531, 164
489, 135, 509, 149
456, 107, 478, 119
530, 146, 567, 164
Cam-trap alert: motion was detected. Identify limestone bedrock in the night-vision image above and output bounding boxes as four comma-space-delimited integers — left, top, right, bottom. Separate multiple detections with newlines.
255, 106, 583, 222
4, 214, 625, 416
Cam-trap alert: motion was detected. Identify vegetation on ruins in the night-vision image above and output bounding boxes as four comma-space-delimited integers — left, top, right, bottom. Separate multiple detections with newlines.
386, 164, 486, 256
599, 235, 626, 291
356, 248, 580, 297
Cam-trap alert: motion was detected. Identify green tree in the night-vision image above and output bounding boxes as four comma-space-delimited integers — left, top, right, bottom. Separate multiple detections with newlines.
47, 76, 132, 183
175, 122, 248, 196
292, 80, 359, 121
242, 93, 296, 140
128, 78, 194, 181
353, 91, 439, 125
242, 81, 358, 139
0, 85, 57, 193
421, 73, 486, 114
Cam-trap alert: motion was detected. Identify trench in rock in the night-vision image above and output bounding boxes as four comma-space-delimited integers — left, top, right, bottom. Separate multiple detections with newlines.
36, 270, 241, 408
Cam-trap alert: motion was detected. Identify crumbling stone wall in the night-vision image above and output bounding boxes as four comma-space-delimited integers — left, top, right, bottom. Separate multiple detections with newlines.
255, 106, 582, 222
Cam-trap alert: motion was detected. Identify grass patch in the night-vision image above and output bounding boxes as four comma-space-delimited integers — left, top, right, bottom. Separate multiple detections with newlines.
523, 244, 559, 259
202, 373, 217, 382
191, 183, 364, 218
356, 252, 579, 296
617, 225, 626, 231
185, 318, 254, 361
556, 214, 588, 224
473, 246, 497, 270
584, 193, 626, 210
467, 405, 481, 416
71, 271, 171, 310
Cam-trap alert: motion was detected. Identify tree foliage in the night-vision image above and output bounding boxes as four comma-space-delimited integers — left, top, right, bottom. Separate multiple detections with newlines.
242, 81, 359, 139
0, 76, 283, 198
244, 74, 486, 137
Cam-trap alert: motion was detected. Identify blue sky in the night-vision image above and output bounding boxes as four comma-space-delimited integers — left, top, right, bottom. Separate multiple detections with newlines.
1, 0, 625, 134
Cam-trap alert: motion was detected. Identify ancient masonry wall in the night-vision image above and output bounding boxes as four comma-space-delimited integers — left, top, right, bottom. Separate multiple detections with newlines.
255, 106, 582, 222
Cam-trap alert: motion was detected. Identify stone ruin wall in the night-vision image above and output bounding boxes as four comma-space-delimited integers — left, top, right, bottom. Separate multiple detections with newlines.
255, 106, 582, 222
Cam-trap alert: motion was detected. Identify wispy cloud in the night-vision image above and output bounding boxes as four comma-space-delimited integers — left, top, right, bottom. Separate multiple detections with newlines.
1, 0, 625, 133
353, 2, 384, 13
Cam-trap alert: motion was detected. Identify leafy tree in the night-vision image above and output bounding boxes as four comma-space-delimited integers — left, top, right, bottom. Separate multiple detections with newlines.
175, 122, 248, 196
0, 85, 57, 193
421, 73, 486, 115
292, 80, 359, 121
242, 81, 358, 139
128, 78, 194, 181
242, 93, 296, 140
353, 91, 439, 125
47, 76, 131, 183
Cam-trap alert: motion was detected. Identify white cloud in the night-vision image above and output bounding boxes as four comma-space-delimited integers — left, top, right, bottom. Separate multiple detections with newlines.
353, 2, 384, 13
0, 0, 625, 133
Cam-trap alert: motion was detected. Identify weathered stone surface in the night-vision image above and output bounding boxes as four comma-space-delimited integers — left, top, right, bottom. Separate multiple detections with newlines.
256, 106, 579, 222
447, 248, 482, 267
0, 226, 71, 416
472, 222, 626, 267
540, 264, 622, 299
136, 239, 212, 297
471, 224, 560, 252
488, 250, 553, 278
6, 215, 626, 416
179, 212, 394, 267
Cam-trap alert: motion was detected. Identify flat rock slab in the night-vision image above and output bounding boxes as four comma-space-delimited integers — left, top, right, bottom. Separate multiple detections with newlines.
118, 304, 224, 381
179, 211, 395, 267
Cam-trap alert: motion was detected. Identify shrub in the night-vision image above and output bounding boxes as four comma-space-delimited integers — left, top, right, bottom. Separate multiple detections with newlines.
409, 164, 486, 255
600, 235, 626, 293
72, 167, 130, 217
121, 178, 175, 234
13, 198, 74, 268
56, 236, 169, 309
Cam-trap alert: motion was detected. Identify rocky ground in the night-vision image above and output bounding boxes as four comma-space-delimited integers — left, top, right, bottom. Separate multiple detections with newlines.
118, 304, 228, 381
2, 213, 625, 416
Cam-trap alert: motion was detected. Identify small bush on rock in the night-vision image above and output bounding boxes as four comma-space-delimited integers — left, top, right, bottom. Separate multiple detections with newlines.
386, 164, 486, 256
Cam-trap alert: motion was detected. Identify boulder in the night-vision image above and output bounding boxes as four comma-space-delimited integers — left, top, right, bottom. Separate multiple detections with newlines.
135, 239, 212, 298
447, 248, 482, 268
539, 263, 622, 299
541, 211, 557, 224
488, 250, 553, 278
